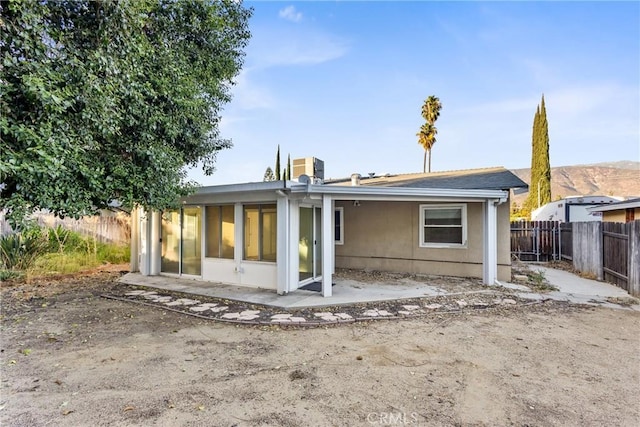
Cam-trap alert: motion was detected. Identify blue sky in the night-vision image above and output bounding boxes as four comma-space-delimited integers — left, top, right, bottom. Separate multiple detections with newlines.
189, 1, 640, 185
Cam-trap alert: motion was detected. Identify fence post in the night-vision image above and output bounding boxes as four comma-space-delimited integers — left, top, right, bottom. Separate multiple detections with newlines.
557, 223, 562, 261
535, 226, 540, 262
628, 220, 640, 297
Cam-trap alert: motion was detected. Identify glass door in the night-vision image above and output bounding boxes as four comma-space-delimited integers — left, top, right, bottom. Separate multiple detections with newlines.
181, 207, 202, 275
299, 206, 322, 283
315, 207, 322, 275
299, 207, 314, 282
160, 208, 202, 276
161, 211, 180, 273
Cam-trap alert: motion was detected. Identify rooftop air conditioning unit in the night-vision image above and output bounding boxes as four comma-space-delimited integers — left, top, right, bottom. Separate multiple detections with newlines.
292, 157, 324, 182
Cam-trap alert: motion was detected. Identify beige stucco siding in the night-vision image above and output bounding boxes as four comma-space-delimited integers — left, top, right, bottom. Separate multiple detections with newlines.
602, 208, 640, 223
335, 200, 511, 281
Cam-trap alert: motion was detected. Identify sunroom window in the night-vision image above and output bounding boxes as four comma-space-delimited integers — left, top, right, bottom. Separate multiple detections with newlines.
419, 204, 467, 247
205, 205, 235, 259
243, 204, 277, 262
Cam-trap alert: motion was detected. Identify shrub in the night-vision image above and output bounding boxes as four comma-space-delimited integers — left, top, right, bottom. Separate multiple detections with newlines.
0, 269, 23, 281
0, 229, 49, 271
47, 226, 90, 254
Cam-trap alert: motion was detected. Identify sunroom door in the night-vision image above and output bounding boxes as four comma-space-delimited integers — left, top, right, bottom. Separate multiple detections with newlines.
299, 206, 322, 284
160, 208, 201, 276
161, 211, 180, 274
181, 207, 202, 276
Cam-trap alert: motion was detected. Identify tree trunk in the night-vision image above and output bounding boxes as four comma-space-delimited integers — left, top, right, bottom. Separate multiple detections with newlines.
423, 149, 427, 173
428, 149, 432, 173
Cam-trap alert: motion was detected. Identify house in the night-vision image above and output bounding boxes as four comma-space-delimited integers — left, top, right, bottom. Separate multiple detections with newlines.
587, 197, 640, 223
130, 159, 527, 297
530, 195, 622, 222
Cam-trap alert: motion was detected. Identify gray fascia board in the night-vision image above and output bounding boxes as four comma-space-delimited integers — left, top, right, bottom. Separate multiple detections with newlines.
588, 200, 640, 213
294, 184, 509, 202
180, 181, 509, 205
192, 180, 301, 195
180, 181, 303, 204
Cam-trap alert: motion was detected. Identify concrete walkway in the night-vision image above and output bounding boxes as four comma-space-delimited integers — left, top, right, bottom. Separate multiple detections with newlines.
512, 265, 640, 310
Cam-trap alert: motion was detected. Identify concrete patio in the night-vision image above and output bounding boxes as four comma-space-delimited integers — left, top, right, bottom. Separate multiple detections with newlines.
118, 265, 640, 311
118, 272, 493, 309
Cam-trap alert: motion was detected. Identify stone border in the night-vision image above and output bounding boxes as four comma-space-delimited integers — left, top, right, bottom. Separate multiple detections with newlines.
101, 286, 555, 328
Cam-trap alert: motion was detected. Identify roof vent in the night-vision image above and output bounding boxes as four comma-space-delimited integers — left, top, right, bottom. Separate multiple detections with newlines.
351, 173, 361, 186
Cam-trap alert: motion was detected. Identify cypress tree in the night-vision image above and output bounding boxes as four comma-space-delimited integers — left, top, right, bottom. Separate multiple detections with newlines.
275, 145, 281, 181
286, 154, 291, 181
538, 95, 551, 206
524, 95, 551, 215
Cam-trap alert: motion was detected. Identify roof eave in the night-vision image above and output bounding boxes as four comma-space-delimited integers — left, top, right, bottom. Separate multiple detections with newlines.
294, 184, 509, 202
588, 201, 640, 212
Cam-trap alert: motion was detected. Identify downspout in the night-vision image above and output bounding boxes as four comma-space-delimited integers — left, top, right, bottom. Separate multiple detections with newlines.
490, 192, 509, 286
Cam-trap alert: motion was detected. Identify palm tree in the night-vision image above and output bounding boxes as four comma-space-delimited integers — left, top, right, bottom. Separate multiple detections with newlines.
417, 123, 438, 173
418, 95, 442, 173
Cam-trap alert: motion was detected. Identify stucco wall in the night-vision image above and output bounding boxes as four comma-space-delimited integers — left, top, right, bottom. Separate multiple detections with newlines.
602, 208, 639, 223
335, 200, 511, 281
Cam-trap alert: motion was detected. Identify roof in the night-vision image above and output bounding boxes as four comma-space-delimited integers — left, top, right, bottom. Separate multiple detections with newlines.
326, 167, 528, 191
588, 197, 640, 213
184, 167, 524, 205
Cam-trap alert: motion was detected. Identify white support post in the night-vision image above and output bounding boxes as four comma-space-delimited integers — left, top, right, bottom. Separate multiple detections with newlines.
130, 207, 139, 273
150, 211, 161, 275
138, 209, 150, 275
234, 203, 243, 282
322, 195, 333, 297
276, 194, 289, 295
483, 200, 498, 285
288, 200, 300, 293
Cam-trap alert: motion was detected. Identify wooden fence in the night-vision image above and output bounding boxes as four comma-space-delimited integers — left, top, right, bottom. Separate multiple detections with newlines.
510, 221, 562, 262
511, 220, 640, 296
559, 222, 573, 261
0, 211, 131, 245
602, 221, 639, 295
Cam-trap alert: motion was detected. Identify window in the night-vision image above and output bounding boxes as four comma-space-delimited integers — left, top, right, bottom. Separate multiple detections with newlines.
334, 207, 344, 245
244, 204, 277, 262
419, 204, 467, 247
206, 205, 235, 259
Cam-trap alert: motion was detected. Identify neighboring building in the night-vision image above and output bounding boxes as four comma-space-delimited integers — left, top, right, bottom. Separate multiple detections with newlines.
130, 160, 527, 297
588, 198, 640, 223
530, 195, 622, 222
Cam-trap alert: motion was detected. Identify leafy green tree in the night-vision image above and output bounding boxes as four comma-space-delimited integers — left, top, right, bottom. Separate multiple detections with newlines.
417, 95, 442, 173
0, 0, 252, 227
524, 95, 551, 215
263, 167, 275, 182
275, 145, 281, 181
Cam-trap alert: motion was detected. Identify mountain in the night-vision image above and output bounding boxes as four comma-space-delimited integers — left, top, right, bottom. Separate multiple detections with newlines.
510, 161, 640, 206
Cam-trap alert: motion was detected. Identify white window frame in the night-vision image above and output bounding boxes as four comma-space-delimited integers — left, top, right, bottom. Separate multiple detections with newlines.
419, 204, 467, 248
334, 207, 344, 245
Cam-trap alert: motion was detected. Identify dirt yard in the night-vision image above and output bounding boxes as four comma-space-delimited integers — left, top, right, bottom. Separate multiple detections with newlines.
1, 269, 639, 426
